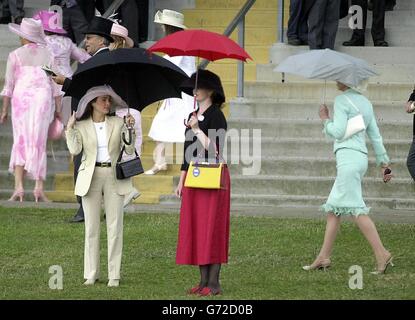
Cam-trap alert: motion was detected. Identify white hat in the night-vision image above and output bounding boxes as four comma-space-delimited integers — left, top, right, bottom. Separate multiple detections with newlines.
154, 9, 187, 30
76, 85, 128, 120
111, 23, 134, 48
8, 18, 46, 45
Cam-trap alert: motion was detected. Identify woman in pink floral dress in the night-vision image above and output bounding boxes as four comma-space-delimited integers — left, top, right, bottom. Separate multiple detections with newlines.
0, 18, 62, 202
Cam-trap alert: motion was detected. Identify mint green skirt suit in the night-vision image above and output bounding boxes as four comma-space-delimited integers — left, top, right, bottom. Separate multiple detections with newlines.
322, 89, 390, 216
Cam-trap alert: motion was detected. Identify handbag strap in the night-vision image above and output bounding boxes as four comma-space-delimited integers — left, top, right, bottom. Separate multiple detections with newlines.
343, 95, 361, 114
117, 145, 139, 162
195, 142, 222, 165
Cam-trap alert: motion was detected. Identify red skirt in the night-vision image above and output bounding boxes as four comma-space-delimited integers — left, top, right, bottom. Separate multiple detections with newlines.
176, 167, 231, 266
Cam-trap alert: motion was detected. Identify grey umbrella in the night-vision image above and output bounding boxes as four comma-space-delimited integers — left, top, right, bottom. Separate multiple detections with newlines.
274, 49, 378, 88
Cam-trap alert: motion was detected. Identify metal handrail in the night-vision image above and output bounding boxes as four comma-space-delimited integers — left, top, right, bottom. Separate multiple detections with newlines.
277, 0, 285, 43
199, 0, 257, 98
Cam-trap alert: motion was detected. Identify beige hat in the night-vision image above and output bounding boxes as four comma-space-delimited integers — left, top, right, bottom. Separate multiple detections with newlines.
76, 85, 128, 120
111, 23, 134, 48
154, 9, 187, 29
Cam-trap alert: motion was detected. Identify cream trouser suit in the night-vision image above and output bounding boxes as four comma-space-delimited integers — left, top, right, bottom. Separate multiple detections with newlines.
66, 116, 136, 281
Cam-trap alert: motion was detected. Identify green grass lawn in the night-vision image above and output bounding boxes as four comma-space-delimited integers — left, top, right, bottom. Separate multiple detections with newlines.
1, 206, 414, 300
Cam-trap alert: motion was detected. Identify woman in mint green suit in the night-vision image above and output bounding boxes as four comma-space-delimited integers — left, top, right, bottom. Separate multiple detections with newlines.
303, 81, 394, 274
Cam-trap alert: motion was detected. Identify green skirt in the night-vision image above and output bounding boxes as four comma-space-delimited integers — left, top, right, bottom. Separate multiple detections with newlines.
322, 148, 370, 216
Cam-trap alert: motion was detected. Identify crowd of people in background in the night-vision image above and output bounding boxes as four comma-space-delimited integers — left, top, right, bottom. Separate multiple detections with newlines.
287, 0, 397, 49
0, 1, 149, 45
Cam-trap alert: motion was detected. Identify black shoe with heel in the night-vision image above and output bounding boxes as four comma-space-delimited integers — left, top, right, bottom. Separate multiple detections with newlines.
70, 208, 84, 223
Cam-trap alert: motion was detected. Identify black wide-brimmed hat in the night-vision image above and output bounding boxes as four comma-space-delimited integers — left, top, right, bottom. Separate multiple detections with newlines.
181, 69, 226, 105
84, 16, 114, 42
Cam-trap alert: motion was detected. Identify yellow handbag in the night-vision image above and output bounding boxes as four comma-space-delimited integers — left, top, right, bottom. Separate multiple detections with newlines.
184, 161, 225, 189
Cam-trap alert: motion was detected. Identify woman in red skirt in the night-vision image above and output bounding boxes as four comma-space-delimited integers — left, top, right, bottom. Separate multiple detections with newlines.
175, 70, 230, 296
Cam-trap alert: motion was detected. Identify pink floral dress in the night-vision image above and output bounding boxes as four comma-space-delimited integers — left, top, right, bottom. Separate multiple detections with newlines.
45, 35, 90, 78
1, 43, 62, 181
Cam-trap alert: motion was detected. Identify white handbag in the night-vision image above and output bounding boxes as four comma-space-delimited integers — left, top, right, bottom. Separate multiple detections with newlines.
338, 96, 366, 142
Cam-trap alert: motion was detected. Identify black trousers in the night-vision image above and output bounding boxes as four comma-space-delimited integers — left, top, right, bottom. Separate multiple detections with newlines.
62, 5, 89, 45
352, 0, 386, 42
287, 0, 308, 42
308, 0, 340, 49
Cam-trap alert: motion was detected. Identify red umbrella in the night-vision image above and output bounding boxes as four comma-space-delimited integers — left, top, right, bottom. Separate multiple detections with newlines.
149, 29, 252, 126
148, 29, 252, 62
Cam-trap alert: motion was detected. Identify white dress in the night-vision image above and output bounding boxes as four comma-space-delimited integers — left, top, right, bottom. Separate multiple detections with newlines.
148, 55, 196, 143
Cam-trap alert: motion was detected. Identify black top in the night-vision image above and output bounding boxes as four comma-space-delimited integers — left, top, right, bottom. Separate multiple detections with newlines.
181, 105, 227, 171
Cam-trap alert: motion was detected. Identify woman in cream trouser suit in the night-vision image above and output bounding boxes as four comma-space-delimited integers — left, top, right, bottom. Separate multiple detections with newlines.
66, 85, 136, 287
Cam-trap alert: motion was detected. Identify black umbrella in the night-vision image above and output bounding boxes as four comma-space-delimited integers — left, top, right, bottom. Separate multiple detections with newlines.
64, 48, 189, 111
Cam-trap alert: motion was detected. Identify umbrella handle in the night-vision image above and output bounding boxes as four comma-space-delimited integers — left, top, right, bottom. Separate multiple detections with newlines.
184, 111, 197, 129
122, 129, 133, 146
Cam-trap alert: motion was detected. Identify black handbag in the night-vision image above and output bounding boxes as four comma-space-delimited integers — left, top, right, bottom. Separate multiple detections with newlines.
116, 146, 144, 180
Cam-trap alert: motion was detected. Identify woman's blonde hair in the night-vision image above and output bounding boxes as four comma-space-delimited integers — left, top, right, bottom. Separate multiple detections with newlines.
109, 35, 127, 50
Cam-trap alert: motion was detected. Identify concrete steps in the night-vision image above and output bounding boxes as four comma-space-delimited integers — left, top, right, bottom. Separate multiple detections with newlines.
227, 118, 412, 139
227, 137, 409, 158
335, 26, 415, 47
257, 63, 415, 84
245, 82, 413, 101
228, 156, 410, 179
228, 175, 414, 199
230, 99, 412, 121
270, 44, 415, 66
225, 0, 415, 211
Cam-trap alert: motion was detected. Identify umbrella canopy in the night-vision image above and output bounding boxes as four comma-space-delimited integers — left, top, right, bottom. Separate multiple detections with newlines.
148, 29, 252, 62
274, 49, 378, 88
64, 48, 189, 111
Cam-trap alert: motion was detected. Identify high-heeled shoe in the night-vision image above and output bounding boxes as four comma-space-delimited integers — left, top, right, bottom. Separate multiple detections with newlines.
371, 254, 394, 275
187, 285, 203, 295
302, 258, 331, 271
198, 287, 222, 296
144, 163, 168, 175
8, 189, 24, 202
33, 189, 51, 203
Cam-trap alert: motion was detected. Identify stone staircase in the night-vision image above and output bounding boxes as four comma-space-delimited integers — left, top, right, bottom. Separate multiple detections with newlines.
159, 0, 415, 211
3, 0, 414, 211
218, 0, 415, 211
1, 0, 283, 204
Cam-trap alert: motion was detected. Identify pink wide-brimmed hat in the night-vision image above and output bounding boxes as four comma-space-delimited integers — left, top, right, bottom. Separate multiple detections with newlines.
111, 23, 134, 48
33, 10, 67, 35
76, 85, 128, 120
9, 18, 46, 45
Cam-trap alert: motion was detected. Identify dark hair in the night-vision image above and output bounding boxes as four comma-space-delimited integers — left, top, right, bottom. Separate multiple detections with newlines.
210, 92, 225, 109
164, 25, 183, 36
78, 98, 97, 121
102, 37, 111, 46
